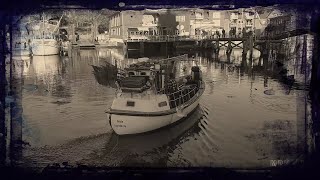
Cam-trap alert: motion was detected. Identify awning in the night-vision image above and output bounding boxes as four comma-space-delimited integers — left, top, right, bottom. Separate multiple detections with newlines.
128, 28, 139, 31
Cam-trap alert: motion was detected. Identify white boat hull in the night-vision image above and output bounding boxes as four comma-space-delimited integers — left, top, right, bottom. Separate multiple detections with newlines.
109, 92, 202, 135
32, 44, 59, 56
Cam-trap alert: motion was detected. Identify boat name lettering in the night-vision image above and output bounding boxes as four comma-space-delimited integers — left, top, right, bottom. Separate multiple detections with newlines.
117, 120, 123, 123
115, 124, 126, 128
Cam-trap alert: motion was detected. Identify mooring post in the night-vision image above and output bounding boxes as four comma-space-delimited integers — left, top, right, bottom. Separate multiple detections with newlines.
249, 34, 254, 62
226, 39, 232, 62
68, 42, 72, 59
215, 39, 220, 60
139, 42, 144, 57
242, 39, 248, 67
263, 41, 270, 70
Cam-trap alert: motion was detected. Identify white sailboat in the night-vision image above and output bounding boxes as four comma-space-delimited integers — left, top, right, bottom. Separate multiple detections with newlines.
29, 14, 63, 56
106, 54, 205, 135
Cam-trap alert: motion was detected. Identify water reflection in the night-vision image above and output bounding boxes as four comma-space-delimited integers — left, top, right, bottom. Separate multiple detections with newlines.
20, 45, 313, 169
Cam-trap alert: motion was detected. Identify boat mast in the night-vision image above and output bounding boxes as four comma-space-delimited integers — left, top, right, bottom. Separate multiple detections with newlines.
53, 13, 64, 33
42, 13, 45, 55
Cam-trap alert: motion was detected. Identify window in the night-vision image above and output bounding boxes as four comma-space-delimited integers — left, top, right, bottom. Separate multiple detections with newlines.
140, 72, 146, 75
158, 101, 167, 107
212, 12, 221, 19
127, 101, 135, 107
176, 16, 185, 22
128, 72, 135, 76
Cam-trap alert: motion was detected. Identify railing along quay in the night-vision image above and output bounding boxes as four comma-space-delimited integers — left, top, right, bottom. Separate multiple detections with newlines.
125, 35, 247, 42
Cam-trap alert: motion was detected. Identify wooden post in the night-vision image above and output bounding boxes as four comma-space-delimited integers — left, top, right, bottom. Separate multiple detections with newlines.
226, 39, 232, 63
139, 42, 144, 57
263, 41, 270, 70
72, 23, 75, 44
242, 39, 248, 67
215, 39, 220, 60
68, 41, 72, 59
249, 34, 253, 62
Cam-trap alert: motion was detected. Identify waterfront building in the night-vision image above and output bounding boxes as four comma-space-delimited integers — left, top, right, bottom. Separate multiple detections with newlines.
108, 9, 227, 44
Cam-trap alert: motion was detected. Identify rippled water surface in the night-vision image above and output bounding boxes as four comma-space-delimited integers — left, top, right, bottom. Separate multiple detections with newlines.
17, 47, 312, 169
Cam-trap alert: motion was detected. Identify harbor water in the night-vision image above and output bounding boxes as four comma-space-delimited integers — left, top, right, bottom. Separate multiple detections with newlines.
13, 46, 314, 169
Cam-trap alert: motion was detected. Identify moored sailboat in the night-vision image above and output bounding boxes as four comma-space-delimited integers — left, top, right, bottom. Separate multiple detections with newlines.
28, 14, 63, 56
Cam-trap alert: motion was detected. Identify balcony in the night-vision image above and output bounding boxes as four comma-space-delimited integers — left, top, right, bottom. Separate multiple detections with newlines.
230, 13, 238, 20
244, 13, 254, 19
194, 15, 204, 20
246, 22, 253, 27
141, 22, 158, 27
230, 22, 237, 27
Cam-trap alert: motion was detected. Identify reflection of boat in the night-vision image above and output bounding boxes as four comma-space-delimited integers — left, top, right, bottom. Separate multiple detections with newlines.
106, 54, 205, 135
32, 55, 60, 75
112, 106, 203, 153
92, 62, 118, 88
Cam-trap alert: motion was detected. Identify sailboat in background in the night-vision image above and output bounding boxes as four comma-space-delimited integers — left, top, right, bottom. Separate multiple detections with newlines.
12, 26, 31, 60
28, 13, 63, 56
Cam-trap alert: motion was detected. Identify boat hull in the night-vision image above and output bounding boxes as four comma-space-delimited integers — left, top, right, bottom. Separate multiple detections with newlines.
109, 92, 202, 135
32, 44, 59, 56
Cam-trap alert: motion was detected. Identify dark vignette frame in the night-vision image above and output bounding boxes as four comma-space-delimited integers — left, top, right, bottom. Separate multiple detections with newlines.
0, 0, 320, 179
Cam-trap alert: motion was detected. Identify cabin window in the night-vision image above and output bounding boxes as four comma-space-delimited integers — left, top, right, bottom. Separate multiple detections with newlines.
128, 72, 135, 76
127, 101, 135, 107
140, 72, 146, 75
158, 101, 167, 107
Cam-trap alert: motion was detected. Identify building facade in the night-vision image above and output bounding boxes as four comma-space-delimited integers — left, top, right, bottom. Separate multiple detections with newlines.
228, 9, 256, 36
108, 9, 227, 40
226, 8, 271, 37
189, 9, 227, 36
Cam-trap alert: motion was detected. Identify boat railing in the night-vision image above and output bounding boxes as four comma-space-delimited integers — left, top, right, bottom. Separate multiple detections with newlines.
156, 54, 188, 64
166, 85, 198, 108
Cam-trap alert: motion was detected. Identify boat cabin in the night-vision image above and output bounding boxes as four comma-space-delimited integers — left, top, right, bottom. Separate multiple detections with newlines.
119, 61, 153, 93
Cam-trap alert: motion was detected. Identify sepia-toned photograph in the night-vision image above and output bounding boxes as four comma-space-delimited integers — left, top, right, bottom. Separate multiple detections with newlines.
0, 0, 320, 179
